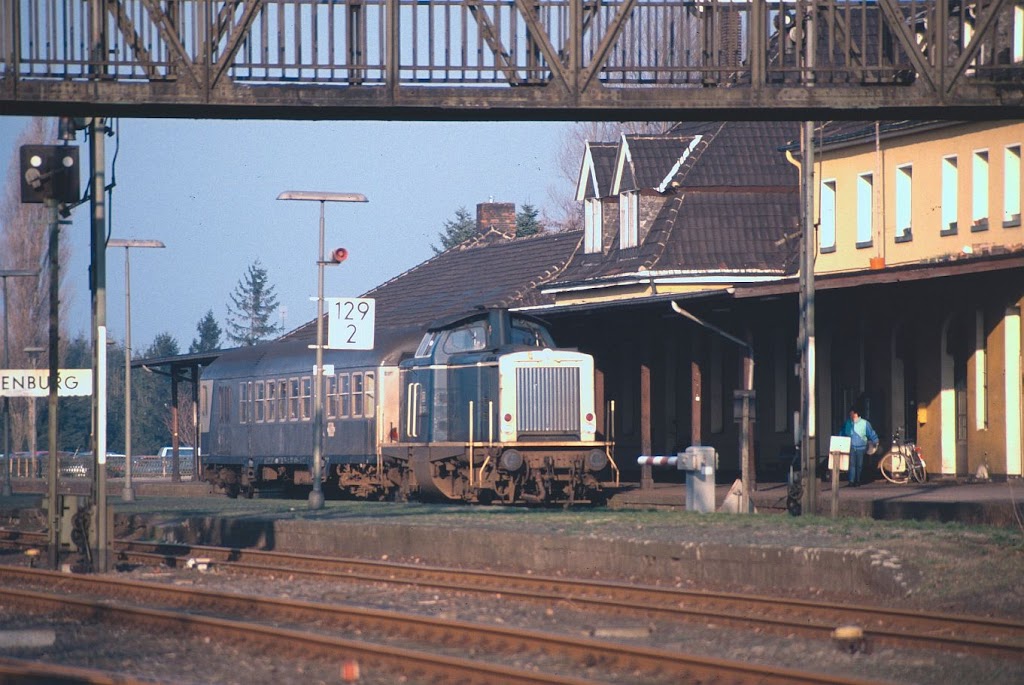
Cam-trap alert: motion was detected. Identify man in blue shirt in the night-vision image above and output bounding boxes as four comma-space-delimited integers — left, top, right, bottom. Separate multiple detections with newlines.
840, 407, 879, 487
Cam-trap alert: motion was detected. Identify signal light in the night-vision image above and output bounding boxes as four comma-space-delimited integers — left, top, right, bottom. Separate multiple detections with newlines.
20, 144, 80, 204
331, 247, 348, 263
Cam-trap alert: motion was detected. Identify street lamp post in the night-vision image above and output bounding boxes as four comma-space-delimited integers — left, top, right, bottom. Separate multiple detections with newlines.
108, 239, 165, 502
277, 191, 367, 510
1, 269, 40, 497
24, 346, 45, 479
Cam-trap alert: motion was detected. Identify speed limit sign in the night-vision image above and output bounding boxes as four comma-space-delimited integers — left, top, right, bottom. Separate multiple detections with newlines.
326, 297, 375, 350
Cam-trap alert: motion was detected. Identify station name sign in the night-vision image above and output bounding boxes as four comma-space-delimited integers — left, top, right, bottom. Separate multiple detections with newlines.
0, 369, 93, 397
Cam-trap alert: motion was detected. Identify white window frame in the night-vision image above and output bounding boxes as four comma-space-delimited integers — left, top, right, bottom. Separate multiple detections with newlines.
856, 173, 873, 246
972, 149, 989, 229
941, 155, 958, 233
619, 191, 639, 249
1004, 144, 1021, 226
1015, 4, 1023, 63
819, 179, 837, 252
896, 164, 913, 241
584, 198, 603, 253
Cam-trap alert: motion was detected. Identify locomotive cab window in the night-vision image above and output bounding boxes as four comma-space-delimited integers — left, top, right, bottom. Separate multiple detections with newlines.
415, 332, 438, 358
442, 322, 487, 354
511, 321, 555, 348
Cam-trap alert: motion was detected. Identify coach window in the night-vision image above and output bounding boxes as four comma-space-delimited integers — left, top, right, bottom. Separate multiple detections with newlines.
277, 380, 288, 421
255, 382, 266, 422
289, 378, 300, 421
364, 372, 376, 417
217, 386, 230, 425
301, 376, 312, 420
339, 374, 351, 418
326, 375, 338, 419
239, 382, 249, 424
353, 373, 365, 417
266, 381, 277, 422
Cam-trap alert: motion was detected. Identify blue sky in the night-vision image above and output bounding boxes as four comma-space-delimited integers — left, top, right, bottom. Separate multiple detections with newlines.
1, 117, 576, 351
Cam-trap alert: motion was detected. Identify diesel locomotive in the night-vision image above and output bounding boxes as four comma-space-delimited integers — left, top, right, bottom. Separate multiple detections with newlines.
199, 309, 617, 504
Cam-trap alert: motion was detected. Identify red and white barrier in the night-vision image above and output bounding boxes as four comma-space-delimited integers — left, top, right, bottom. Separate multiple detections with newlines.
636, 456, 678, 467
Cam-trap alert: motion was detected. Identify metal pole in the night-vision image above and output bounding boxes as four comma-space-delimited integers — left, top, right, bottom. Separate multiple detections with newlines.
277, 191, 368, 510
311, 200, 326, 510
25, 348, 43, 479
46, 199, 61, 570
121, 247, 134, 501
90, 115, 109, 573
1, 274, 10, 493
800, 0, 818, 517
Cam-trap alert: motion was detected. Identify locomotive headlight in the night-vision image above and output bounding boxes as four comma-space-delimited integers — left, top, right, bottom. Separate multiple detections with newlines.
586, 449, 608, 472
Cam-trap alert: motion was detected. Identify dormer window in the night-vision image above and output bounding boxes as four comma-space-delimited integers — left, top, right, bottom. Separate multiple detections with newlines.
584, 198, 603, 253
619, 190, 639, 249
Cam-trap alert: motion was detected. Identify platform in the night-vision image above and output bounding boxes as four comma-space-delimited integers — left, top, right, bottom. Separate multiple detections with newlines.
608, 477, 1024, 527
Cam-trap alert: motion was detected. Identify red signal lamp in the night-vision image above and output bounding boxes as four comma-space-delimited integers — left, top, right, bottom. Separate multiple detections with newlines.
331, 247, 348, 263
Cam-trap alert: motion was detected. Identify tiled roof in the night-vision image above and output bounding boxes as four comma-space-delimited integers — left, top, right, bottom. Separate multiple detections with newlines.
621, 134, 701, 191
282, 230, 582, 342
661, 191, 800, 272
550, 121, 801, 289
587, 142, 618, 198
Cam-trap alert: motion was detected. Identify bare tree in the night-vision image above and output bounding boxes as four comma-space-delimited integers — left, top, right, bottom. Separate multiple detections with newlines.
546, 121, 675, 232
161, 394, 197, 451
1, 117, 72, 454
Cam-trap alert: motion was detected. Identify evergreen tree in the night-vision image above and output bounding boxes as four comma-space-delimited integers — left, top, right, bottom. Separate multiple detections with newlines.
189, 309, 223, 353
516, 203, 543, 237
432, 206, 477, 254
225, 260, 282, 346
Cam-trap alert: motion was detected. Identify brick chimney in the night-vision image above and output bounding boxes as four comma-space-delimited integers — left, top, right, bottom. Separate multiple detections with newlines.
476, 202, 516, 238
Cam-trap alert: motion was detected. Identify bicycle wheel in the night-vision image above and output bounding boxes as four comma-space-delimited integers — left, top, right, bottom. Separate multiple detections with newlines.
910, 453, 928, 483
879, 452, 909, 484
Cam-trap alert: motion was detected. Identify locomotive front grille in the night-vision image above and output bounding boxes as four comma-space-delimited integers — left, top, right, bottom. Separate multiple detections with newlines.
516, 366, 580, 435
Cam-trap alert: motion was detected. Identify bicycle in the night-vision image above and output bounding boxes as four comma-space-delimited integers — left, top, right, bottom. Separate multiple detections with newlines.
878, 428, 927, 484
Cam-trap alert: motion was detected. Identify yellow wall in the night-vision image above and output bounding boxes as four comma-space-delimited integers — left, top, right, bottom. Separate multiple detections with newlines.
815, 121, 1024, 275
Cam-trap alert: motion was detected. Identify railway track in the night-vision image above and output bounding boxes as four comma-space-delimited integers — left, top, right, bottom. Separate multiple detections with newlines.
0, 566, 877, 685
110, 538, 1024, 660
3, 530, 1022, 661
